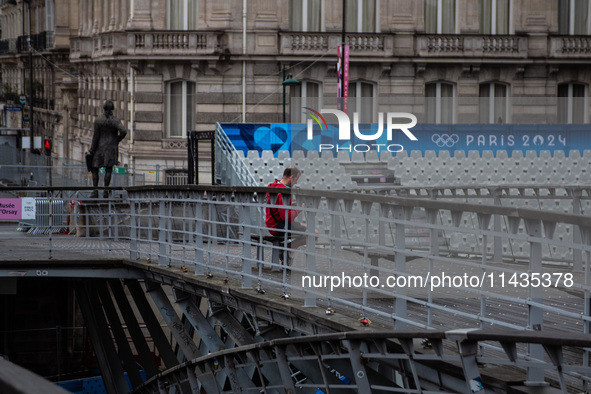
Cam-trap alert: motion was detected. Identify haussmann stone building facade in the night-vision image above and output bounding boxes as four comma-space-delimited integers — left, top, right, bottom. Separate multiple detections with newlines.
0, 0, 589, 183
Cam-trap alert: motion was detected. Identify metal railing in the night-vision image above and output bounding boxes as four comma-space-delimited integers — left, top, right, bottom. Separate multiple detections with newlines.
2, 184, 591, 389
214, 123, 258, 187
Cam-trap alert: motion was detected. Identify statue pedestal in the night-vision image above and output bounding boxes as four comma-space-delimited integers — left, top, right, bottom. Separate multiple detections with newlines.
70, 199, 130, 239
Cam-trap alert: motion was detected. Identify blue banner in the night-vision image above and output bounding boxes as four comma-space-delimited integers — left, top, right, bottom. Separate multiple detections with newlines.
220, 123, 591, 157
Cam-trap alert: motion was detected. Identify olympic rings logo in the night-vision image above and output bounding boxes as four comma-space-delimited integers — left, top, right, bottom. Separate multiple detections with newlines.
432, 133, 459, 147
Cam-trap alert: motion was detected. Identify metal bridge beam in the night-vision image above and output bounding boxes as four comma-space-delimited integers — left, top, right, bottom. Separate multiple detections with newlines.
75, 281, 130, 394
95, 280, 143, 388
125, 279, 179, 370
174, 291, 260, 391
108, 279, 160, 378
145, 281, 200, 361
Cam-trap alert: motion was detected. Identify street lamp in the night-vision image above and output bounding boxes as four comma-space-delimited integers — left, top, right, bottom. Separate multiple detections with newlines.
282, 65, 300, 123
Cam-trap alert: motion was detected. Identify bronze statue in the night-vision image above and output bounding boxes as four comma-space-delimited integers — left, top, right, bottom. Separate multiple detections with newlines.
87, 100, 127, 198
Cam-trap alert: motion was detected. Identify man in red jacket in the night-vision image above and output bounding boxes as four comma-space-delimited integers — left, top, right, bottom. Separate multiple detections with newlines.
265, 166, 307, 253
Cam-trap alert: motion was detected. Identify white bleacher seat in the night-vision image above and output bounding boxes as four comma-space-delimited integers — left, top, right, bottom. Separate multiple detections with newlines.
321, 150, 334, 159
337, 151, 351, 163
351, 151, 365, 162
438, 150, 451, 159
482, 150, 494, 159
496, 150, 508, 159
277, 150, 291, 160
366, 151, 380, 163
306, 151, 320, 159
247, 150, 260, 159
569, 150, 581, 160
511, 151, 523, 159
539, 150, 551, 160
525, 150, 537, 159
235, 150, 245, 159
261, 150, 274, 160
292, 150, 305, 160
454, 151, 466, 159
555, 150, 566, 159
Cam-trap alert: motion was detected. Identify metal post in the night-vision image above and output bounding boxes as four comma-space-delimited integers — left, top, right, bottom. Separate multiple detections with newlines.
27, 0, 33, 142
525, 219, 546, 386
282, 65, 286, 123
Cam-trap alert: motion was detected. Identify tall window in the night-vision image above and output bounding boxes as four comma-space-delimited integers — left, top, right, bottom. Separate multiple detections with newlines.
425, 82, 455, 123
46, 0, 55, 32
169, 0, 199, 30
167, 81, 195, 137
290, 0, 323, 31
559, 0, 591, 35
558, 83, 587, 123
480, 0, 511, 34
349, 82, 375, 123
425, 0, 456, 34
479, 82, 509, 123
345, 0, 377, 33
290, 81, 322, 123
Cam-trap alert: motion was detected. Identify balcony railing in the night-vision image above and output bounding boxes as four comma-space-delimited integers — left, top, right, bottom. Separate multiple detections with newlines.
71, 31, 223, 59
549, 35, 591, 57
280, 32, 391, 56
67, 31, 591, 60
417, 34, 527, 57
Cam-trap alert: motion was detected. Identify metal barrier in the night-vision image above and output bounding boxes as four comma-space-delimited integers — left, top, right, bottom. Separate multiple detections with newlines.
27, 198, 67, 234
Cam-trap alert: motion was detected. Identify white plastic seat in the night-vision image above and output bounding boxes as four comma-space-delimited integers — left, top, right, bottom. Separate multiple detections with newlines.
366, 150, 380, 163
306, 151, 319, 160
292, 150, 305, 160
337, 151, 351, 163
351, 151, 365, 162
247, 150, 260, 159
496, 150, 508, 159
277, 150, 291, 160
569, 150, 581, 160
261, 150, 274, 160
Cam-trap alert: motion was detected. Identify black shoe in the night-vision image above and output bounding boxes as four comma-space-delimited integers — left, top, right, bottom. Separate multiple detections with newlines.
90, 190, 98, 199
103, 191, 109, 199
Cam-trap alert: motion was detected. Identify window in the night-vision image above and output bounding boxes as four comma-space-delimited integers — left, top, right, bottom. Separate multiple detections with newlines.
425, 0, 456, 34
349, 82, 375, 123
425, 82, 455, 123
558, 83, 587, 123
46, 0, 55, 46
345, 0, 377, 33
559, 0, 591, 35
290, 81, 322, 123
479, 0, 511, 34
290, 0, 323, 31
167, 81, 195, 137
169, 0, 198, 30
479, 82, 509, 123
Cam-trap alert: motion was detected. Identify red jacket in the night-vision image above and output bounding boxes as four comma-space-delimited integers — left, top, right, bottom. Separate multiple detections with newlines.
265, 180, 300, 232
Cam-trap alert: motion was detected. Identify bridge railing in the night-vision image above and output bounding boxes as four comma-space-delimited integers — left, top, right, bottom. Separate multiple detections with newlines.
2, 184, 591, 388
